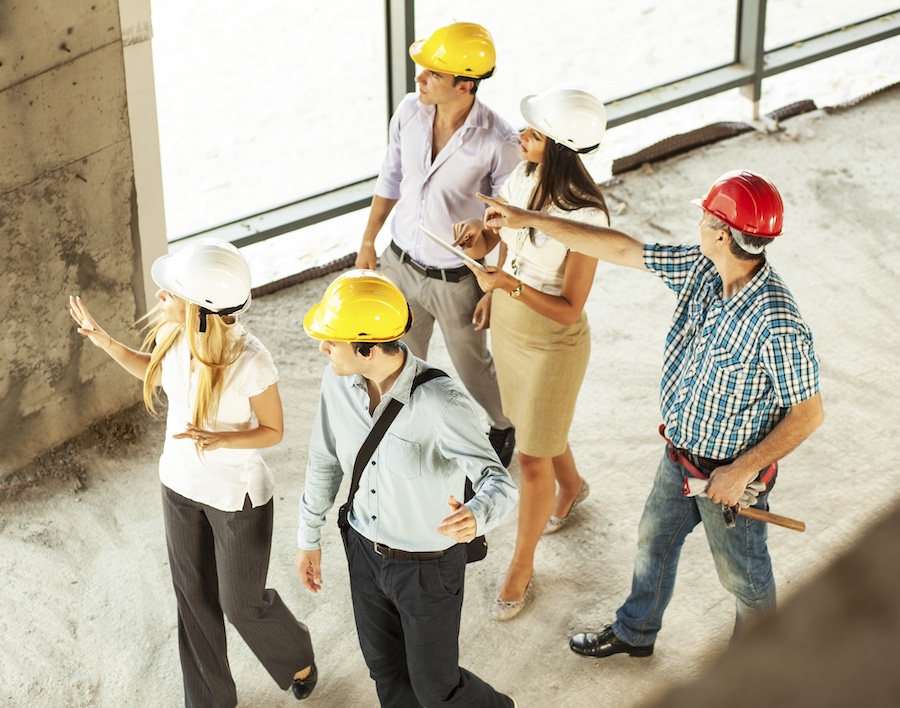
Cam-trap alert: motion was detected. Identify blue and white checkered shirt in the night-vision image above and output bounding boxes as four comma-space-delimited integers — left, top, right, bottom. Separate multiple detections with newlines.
644, 244, 819, 460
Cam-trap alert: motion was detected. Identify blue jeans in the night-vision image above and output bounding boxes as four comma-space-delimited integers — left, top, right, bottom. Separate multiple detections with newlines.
612, 448, 776, 647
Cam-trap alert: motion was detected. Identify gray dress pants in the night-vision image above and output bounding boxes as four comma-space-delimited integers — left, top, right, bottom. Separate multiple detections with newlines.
380, 244, 511, 430
162, 485, 315, 708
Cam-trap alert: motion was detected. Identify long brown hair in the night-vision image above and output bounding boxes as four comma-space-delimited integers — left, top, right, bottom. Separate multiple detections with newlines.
140, 301, 244, 429
525, 139, 609, 236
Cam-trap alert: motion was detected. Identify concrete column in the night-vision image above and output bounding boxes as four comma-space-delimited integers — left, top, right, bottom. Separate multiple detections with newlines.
0, 0, 165, 482
120, 0, 168, 312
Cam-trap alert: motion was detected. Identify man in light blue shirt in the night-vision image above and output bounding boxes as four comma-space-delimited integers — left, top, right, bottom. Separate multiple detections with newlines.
355, 22, 521, 467
296, 270, 518, 707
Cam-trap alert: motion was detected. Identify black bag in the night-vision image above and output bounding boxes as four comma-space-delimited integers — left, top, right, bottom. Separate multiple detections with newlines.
464, 477, 488, 563
339, 368, 488, 563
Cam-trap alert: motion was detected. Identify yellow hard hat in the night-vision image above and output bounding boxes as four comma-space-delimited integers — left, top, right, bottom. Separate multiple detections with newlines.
304, 270, 413, 342
409, 22, 496, 79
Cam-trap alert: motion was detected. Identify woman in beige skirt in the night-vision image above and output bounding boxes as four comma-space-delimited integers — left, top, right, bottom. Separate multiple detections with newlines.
454, 84, 610, 619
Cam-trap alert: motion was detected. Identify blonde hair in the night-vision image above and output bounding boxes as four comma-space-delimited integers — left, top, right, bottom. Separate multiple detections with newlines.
140, 300, 244, 429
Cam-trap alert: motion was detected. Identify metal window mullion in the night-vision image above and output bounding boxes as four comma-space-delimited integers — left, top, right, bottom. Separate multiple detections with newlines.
762, 12, 900, 78
736, 0, 767, 118
385, 0, 416, 123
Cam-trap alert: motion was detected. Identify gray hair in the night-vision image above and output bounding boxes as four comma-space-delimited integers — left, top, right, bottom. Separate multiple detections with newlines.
707, 215, 769, 261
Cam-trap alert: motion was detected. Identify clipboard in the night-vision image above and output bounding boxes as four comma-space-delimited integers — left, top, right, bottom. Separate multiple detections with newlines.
419, 226, 487, 271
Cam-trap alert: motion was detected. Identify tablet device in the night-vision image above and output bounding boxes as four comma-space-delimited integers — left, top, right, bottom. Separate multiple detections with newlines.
419, 226, 487, 272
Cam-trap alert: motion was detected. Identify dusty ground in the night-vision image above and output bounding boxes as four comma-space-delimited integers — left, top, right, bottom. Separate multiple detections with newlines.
2, 86, 899, 707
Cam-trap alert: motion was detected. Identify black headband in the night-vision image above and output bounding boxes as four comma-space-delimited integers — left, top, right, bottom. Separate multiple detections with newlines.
197, 297, 249, 333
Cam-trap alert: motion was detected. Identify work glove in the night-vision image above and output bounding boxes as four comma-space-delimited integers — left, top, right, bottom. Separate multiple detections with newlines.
681, 477, 767, 509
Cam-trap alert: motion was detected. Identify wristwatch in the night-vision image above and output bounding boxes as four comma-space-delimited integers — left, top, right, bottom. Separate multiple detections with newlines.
508, 281, 524, 298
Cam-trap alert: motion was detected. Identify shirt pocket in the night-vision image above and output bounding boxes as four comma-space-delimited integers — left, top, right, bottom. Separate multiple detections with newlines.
704, 346, 755, 409
383, 433, 422, 480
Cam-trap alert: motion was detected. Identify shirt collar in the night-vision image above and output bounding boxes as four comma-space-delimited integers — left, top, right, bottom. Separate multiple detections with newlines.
720, 260, 771, 311
417, 96, 486, 132
343, 342, 417, 403
383, 342, 418, 404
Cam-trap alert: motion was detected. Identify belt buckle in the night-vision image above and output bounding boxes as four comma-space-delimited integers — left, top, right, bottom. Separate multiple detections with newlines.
373, 541, 385, 557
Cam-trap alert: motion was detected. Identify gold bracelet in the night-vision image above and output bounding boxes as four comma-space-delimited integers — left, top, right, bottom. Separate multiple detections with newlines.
508, 281, 524, 298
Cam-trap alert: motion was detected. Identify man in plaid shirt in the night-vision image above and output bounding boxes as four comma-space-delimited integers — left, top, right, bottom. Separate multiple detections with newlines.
476, 170, 824, 658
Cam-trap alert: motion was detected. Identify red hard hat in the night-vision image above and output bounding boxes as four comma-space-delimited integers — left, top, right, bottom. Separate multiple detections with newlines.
692, 170, 784, 237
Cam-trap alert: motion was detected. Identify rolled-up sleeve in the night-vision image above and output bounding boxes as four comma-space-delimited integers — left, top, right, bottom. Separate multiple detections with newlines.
373, 94, 416, 200
489, 130, 523, 198
760, 332, 820, 407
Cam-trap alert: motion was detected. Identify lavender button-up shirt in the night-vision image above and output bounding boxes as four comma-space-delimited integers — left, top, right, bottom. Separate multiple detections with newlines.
374, 92, 521, 269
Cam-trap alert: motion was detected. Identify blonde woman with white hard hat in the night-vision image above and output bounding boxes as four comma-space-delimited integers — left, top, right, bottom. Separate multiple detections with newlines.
69, 238, 318, 704
453, 84, 609, 621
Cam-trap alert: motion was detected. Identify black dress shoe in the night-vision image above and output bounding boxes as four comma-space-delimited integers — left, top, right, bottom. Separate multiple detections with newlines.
489, 427, 516, 467
569, 625, 653, 658
291, 663, 318, 700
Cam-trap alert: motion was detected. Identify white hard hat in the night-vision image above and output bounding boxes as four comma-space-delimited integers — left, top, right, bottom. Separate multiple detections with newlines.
520, 84, 607, 154
151, 238, 252, 331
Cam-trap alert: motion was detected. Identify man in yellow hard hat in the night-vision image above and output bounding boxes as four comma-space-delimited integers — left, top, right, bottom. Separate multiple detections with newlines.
295, 270, 519, 707
355, 22, 520, 469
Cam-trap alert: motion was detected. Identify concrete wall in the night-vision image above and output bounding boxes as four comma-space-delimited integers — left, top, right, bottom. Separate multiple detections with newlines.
0, 0, 165, 482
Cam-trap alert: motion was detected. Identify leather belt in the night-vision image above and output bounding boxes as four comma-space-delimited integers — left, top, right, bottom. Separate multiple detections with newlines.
372, 540, 447, 561
390, 241, 472, 283
658, 424, 777, 487
682, 450, 734, 474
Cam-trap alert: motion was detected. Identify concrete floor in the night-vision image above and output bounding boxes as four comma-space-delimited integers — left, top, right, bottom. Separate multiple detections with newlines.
2, 85, 899, 707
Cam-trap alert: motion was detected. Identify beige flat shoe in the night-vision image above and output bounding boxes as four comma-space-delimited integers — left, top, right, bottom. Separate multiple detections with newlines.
545, 479, 590, 534
490, 576, 535, 621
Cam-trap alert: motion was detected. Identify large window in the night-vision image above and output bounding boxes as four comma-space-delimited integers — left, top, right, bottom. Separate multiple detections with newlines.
765, 0, 898, 48
414, 1, 737, 125
150, 1, 900, 288
151, 0, 388, 240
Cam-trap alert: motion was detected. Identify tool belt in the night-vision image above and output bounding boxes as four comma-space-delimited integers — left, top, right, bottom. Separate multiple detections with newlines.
390, 241, 472, 282
658, 424, 777, 492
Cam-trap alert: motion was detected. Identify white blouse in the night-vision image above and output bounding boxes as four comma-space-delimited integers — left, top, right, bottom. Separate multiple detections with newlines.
157, 324, 279, 511
498, 162, 609, 296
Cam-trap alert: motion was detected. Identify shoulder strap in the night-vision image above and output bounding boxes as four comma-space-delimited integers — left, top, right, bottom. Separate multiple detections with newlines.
344, 368, 448, 511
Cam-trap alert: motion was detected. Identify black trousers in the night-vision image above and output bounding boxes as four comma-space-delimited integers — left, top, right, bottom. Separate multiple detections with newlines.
162, 485, 315, 708
346, 526, 509, 708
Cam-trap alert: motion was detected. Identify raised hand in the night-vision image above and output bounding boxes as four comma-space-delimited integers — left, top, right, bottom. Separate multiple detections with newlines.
69, 296, 112, 350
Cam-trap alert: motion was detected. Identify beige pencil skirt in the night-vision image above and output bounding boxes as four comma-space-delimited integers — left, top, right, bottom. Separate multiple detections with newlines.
490, 289, 591, 458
